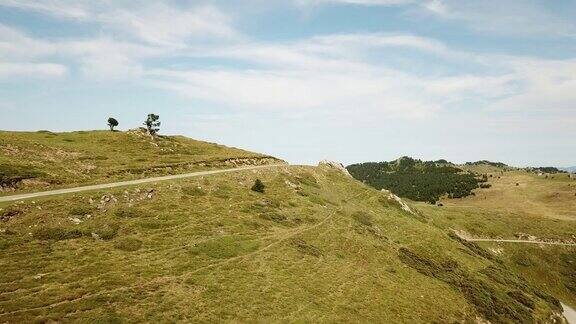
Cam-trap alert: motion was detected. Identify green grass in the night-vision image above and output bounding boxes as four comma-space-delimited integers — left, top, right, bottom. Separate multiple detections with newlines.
0, 130, 282, 194
417, 164, 576, 312
0, 164, 563, 322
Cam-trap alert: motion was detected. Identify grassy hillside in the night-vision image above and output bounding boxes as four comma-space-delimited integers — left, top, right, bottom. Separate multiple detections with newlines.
0, 130, 282, 194
0, 162, 566, 322
418, 164, 576, 308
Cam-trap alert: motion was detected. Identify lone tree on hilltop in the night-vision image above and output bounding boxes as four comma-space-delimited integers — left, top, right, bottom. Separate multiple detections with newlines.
251, 179, 265, 193
144, 114, 160, 136
107, 117, 119, 131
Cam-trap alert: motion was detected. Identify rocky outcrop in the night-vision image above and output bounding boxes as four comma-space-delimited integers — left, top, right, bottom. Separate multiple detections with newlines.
318, 160, 352, 178
381, 189, 415, 214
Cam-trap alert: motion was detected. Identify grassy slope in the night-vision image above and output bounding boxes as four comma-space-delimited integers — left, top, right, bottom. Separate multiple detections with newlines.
0, 130, 281, 194
417, 165, 576, 308
0, 164, 564, 322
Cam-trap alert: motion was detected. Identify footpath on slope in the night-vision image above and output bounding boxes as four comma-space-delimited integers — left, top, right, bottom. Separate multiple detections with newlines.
0, 164, 287, 203
452, 230, 576, 247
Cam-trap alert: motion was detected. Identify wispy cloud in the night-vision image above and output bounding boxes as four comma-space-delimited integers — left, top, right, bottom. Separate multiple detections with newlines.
294, 0, 576, 38
0, 1, 239, 45
420, 0, 576, 37
0, 62, 66, 79
0, 0, 574, 165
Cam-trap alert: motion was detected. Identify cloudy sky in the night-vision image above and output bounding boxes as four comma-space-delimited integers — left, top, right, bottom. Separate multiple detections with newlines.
0, 0, 575, 166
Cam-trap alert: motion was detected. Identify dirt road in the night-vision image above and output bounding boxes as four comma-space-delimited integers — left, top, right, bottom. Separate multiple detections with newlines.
0, 164, 286, 203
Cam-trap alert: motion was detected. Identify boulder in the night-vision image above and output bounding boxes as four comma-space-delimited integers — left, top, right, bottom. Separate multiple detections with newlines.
318, 160, 352, 178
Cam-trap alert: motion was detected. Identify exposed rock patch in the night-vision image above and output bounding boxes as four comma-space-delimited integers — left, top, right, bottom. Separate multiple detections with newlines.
381, 189, 414, 214
318, 160, 352, 178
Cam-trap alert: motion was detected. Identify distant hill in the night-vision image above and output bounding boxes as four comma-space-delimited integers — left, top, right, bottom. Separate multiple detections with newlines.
347, 157, 488, 204
527, 167, 567, 174
560, 166, 576, 173
465, 160, 508, 168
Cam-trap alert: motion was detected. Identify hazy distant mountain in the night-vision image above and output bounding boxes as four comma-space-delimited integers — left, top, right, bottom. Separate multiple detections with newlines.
560, 166, 576, 173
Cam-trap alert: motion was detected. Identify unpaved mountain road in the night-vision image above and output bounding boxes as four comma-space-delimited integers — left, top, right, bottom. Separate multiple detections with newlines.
0, 164, 287, 203
452, 230, 576, 247
563, 303, 576, 324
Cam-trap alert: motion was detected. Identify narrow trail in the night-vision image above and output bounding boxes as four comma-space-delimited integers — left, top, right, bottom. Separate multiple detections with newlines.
0, 164, 286, 203
453, 231, 576, 246
0, 191, 367, 318
0, 212, 337, 317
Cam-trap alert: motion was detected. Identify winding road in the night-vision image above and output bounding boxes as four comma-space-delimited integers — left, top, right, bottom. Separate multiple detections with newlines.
0, 164, 286, 203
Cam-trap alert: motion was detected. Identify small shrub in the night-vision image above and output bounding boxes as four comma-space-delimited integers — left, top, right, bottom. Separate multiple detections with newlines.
0, 239, 11, 250
181, 186, 206, 197
91, 225, 119, 240
352, 211, 373, 226
114, 207, 146, 218
33, 228, 83, 241
511, 251, 534, 267
113, 237, 143, 251
251, 179, 265, 193
0, 207, 23, 222
259, 213, 287, 223
0, 163, 44, 187
69, 205, 94, 216
507, 291, 535, 310
297, 173, 320, 188
37, 130, 56, 135
291, 238, 322, 257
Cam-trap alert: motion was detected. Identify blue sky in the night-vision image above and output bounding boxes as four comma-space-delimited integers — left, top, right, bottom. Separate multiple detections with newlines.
0, 0, 575, 166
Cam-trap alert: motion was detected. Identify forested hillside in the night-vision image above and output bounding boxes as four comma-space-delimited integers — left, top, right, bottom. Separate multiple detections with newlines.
347, 157, 486, 203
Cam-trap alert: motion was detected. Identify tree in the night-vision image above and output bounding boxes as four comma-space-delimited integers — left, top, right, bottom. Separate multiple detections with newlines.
107, 117, 119, 131
251, 179, 265, 193
144, 114, 160, 135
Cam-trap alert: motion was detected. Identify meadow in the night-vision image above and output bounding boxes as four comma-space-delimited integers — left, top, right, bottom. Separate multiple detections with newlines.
417, 167, 576, 309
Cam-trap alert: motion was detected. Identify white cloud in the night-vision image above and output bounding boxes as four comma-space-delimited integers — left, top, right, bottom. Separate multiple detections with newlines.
419, 0, 576, 37
144, 33, 491, 118
2, 0, 575, 124
292, 0, 576, 38
487, 57, 576, 112
97, 4, 239, 46
0, 62, 67, 79
0, 1, 239, 45
0, 23, 164, 79
0, 0, 90, 19
294, 0, 415, 6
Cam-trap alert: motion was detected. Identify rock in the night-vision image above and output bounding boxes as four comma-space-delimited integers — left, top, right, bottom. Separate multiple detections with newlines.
318, 160, 352, 178
285, 180, 300, 190
69, 217, 82, 225
91, 232, 101, 240
381, 189, 414, 214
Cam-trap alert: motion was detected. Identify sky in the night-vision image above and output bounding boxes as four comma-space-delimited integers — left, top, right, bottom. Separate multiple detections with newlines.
0, 0, 575, 167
